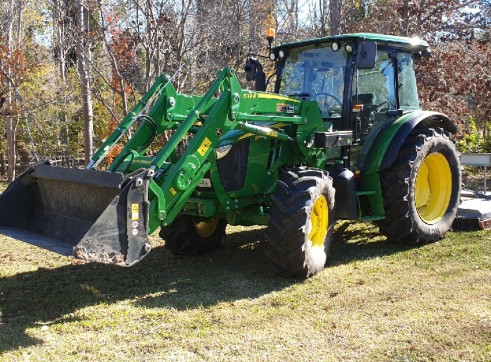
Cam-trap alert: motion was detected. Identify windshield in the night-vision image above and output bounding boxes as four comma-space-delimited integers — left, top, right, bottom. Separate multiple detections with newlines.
279, 46, 347, 118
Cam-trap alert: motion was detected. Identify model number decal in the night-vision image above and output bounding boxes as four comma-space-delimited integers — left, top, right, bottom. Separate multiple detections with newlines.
198, 137, 212, 156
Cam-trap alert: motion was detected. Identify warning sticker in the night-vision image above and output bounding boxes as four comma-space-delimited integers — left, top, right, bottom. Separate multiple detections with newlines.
169, 187, 177, 196
131, 203, 139, 221
276, 103, 295, 113
276, 103, 287, 113
198, 137, 212, 156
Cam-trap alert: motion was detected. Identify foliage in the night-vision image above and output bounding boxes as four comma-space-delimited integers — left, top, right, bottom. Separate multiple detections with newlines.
0, 44, 35, 118
457, 117, 491, 153
418, 39, 491, 129
355, 0, 491, 143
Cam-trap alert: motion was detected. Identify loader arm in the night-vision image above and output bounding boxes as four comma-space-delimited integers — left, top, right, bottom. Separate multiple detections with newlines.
87, 74, 169, 170
135, 68, 324, 233
145, 68, 242, 231
98, 67, 326, 235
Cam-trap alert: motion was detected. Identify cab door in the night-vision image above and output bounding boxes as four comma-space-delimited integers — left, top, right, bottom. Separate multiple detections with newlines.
350, 49, 397, 169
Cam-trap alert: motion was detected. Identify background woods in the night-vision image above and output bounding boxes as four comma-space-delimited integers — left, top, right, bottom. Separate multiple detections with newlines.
0, 0, 489, 182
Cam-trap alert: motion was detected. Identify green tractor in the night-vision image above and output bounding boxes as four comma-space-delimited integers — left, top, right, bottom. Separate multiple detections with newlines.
0, 33, 460, 278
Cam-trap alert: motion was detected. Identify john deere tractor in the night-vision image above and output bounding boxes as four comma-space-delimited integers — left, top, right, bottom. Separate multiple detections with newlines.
0, 33, 460, 278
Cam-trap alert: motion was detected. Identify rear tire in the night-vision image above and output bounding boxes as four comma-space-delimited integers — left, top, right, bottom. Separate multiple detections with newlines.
266, 167, 335, 278
160, 216, 227, 255
378, 127, 461, 244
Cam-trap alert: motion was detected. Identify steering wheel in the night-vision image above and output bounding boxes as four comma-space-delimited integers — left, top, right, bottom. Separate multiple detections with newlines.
375, 101, 389, 112
312, 92, 343, 114
313, 92, 343, 107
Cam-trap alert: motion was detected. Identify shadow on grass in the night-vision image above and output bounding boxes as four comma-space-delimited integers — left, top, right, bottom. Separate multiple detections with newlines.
0, 227, 288, 352
0, 222, 412, 352
330, 221, 414, 266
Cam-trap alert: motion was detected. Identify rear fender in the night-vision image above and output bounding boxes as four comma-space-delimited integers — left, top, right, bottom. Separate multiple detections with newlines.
367, 110, 456, 174
360, 110, 457, 218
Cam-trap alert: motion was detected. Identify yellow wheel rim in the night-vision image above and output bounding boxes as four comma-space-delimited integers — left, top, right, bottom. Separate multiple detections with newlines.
415, 152, 452, 224
194, 218, 220, 238
309, 195, 329, 248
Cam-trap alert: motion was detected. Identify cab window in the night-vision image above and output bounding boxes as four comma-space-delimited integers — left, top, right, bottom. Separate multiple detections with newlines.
352, 50, 396, 112
398, 52, 420, 110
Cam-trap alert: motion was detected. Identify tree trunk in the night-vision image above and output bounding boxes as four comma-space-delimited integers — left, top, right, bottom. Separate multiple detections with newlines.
76, 0, 94, 166
319, 0, 328, 36
6, 117, 18, 182
6, 0, 16, 182
330, 0, 343, 36
53, 0, 67, 81
52, 0, 71, 166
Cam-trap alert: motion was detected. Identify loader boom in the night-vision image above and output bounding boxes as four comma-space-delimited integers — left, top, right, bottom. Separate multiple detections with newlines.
95, 67, 327, 235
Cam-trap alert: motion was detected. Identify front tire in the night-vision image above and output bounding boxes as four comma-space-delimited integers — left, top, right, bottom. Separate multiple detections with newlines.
160, 216, 227, 255
266, 167, 335, 278
379, 127, 461, 244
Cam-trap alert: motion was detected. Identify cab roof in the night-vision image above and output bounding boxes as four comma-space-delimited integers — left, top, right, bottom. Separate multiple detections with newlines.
273, 33, 429, 53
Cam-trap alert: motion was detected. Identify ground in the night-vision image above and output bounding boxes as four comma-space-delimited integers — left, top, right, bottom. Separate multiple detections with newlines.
0, 221, 490, 361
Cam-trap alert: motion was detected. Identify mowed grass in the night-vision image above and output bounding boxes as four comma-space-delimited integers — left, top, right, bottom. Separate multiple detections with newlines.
0, 219, 490, 361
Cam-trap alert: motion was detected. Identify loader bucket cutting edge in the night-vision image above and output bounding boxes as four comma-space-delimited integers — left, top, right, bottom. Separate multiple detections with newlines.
0, 162, 152, 266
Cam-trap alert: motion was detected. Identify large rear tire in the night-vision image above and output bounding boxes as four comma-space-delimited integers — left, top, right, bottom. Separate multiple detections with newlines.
266, 167, 336, 278
160, 216, 227, 255
378, 127, 461, 244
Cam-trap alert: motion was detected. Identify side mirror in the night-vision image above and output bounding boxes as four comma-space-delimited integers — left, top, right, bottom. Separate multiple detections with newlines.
356, 41, 377, 69
244, 57, 266, 91
244, 58, 256, 81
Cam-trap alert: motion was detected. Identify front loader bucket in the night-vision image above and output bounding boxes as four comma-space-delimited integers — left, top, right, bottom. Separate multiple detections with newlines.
0, 161, 152, 266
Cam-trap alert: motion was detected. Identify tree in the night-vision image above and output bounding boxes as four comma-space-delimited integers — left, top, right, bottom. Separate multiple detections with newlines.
76, 0, 94, 165
0, 0, 488, 177
0, 0, 25, 182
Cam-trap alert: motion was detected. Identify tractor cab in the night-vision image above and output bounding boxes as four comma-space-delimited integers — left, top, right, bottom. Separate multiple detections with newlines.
262, 34, 430, 168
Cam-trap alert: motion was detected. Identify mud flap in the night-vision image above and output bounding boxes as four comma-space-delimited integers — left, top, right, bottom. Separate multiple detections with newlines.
0, 161, 152, 266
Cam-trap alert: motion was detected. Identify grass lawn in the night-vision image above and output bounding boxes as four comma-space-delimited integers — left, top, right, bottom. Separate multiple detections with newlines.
0, 219, 490, 361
